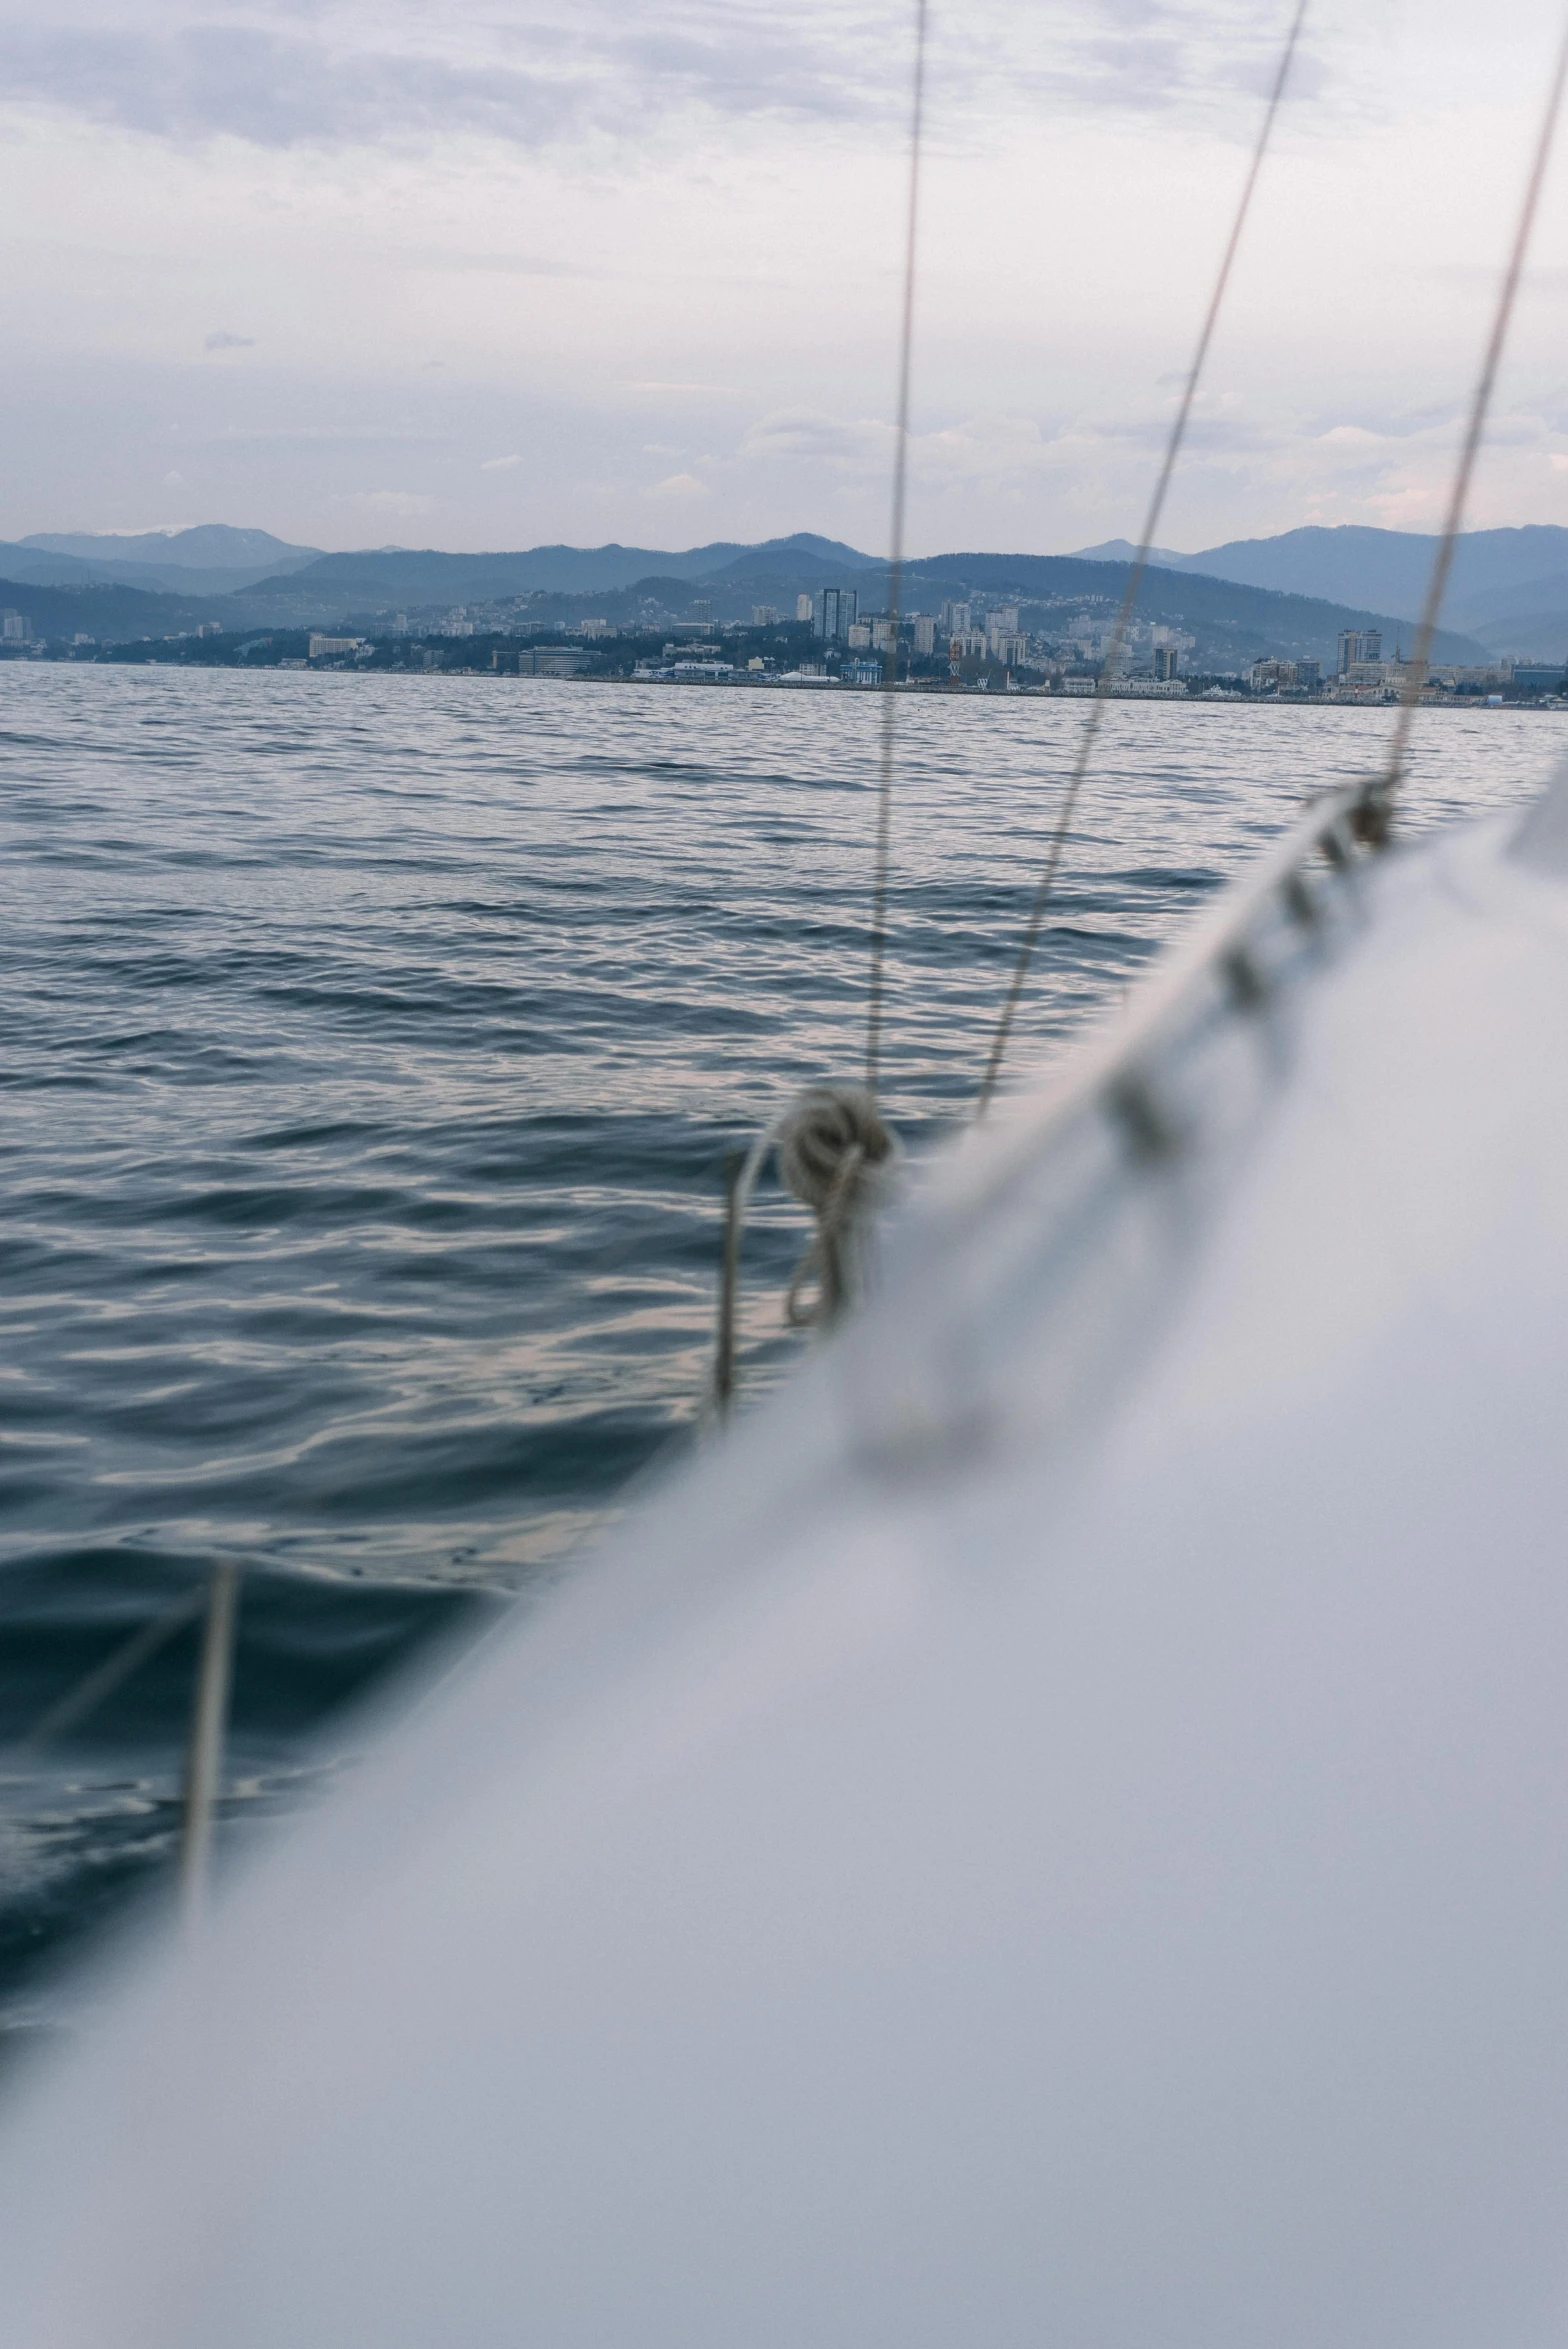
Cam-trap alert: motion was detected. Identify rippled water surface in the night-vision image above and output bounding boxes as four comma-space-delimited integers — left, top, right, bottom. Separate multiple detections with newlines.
1, 664, 1559, 2025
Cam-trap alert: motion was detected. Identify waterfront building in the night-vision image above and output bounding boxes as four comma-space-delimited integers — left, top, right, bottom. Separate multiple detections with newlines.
1337, 627, 1382, 674
518, 648, 592, 676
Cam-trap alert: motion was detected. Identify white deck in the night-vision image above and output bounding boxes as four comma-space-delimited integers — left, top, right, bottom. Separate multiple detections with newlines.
5, 782, 1568, 2346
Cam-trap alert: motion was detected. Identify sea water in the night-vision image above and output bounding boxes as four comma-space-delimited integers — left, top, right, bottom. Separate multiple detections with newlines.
0, 663, 1557, 2033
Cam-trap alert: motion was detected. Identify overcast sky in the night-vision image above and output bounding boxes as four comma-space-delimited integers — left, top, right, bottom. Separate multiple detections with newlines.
6, 0, 1568, 555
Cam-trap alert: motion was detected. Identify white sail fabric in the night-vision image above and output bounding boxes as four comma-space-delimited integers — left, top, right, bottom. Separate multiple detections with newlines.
4, 787, 1568, 2347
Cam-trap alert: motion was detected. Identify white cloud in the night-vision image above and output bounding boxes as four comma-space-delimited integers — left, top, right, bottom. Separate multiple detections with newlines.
338, 488, 436, 516
0, 0, 1373, 164
740, 406, 1062, 490
624, 382, 749, 402
645, 472, 710, 500
5, 1, 1568, 551
741, 409, 893, 470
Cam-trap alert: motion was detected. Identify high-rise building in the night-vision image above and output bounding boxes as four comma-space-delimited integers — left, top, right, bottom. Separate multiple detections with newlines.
939, 600, 972, 636
692, 599, 712, 625
1153, 645, 1179, 681
751, 605, 781, 626
913, 615, 937, 656
813, 587, 859, 641
985, 607, 1022, 658
796, 594, 813, 622
1338, 628, 1381, 673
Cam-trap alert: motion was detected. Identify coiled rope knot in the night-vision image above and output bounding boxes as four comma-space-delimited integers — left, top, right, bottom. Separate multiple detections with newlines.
711, 1082, 901, 1416
775, 1085, 899, 1328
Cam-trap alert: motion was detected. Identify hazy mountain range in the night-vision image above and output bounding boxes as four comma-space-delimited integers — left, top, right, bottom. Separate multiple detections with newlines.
10, 526, 324, 598
8, 520, 1568, 663
1073, 526, 1568, 657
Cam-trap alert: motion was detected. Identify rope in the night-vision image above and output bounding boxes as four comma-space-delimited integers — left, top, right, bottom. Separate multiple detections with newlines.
974, 0, 1310, 1115
866, 0, 931, 1098
3, 1556, 242, 1930
711, 11, 924, 1416
778, 1084, 899, 1325
712, 1085, 899, 1415
179, 1559, 241, 1928
1375, 9, 1568, 818
2, 1583, 208, 1764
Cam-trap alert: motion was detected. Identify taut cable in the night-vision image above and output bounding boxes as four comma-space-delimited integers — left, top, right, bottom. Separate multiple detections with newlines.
975, 0, 1309, 1115
1377, 10, 1568, 812
865, 0, 930, 1098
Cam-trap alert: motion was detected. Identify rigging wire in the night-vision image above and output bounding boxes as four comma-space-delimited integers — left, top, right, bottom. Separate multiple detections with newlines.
974, 0, 1310, 1115
1377, 9, 1568, 811
865, 0, 930, 1098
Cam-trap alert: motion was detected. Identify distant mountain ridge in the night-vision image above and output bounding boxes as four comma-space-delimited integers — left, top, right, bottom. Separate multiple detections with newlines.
1070, 524, 1568, 657
225, 533, 876, 615
202, 533, 1483, 663
21, 526, 319, 569
6, 524, 323, 598
0, 520, 1525, 665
